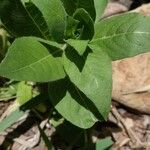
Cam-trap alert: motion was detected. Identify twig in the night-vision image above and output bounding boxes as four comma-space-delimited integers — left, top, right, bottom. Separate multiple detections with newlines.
111, 106, 150, 149
18, 119, 48, 150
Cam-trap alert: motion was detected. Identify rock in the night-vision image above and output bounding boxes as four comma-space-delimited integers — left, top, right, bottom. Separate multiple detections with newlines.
103, 2, 128, 18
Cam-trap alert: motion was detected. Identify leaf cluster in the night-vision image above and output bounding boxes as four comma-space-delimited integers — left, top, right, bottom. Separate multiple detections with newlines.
0, 0, 150, 130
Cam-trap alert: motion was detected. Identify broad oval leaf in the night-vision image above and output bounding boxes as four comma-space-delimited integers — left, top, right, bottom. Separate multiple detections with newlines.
0, 0, 50, 38
90, 13, 150, 60
63, 47, 112, 120
31, 0, 66, 42
48, 78, 97, 129
0, 37, 65, 82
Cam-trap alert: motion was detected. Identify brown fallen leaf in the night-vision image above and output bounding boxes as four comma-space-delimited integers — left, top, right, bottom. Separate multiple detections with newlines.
132, 3, 150, 16
112, 52, 150, 114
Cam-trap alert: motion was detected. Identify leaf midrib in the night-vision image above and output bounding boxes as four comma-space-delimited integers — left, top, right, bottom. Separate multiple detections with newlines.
32, 0, 66, 28
22, 2, 48, 39
1, 55, 51, 74
92, 31, 150, 42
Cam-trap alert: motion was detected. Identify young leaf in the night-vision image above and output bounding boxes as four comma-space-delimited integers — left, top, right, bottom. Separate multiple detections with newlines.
94, 0, 108, 22
77, 0, 96, 21
63, 47, 112, 121
65, 16, 79, 39
74, 8, 94, 40
77, 0, 108, 22
48, 78, 97, 129
0, 84, 17, 101
0, 0, 49, 38
31, 0, 66, 42
16, 81, 32, 105
0, 94, 46, 133
90, 13, 150, 60
66, 39, 89, 55
0, 37, 65, 82
61, 0, 77, 15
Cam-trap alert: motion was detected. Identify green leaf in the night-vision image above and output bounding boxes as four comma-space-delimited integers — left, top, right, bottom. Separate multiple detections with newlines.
85, 138, 113, 150
65, 16, 79, 39
66, 39, 89, 55
0, 37, 65, 82
77, 0, 108, 22
0, 108, 28, 133
16, 81, 32, 105
94, 0, 108, 22
0, 0, 49, 38
61, 0, 77, 15
63, 47, 112, 120
0, 94, 46, 133
48, 78, 97, 129
96, 138, 113, 150
31, 0, 66, 42
90, 13, 150, 60
50, 117, 65, 128
74, 8, 94, 40
77, 0, 95, 21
